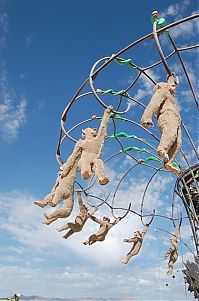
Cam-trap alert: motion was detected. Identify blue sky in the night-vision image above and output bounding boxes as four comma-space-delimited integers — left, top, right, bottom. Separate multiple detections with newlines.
0, 0, 198, 300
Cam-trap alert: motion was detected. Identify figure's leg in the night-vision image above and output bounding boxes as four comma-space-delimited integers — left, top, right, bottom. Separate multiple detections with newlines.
122, 248, 139, 264
56, 223, 70, 232
49, 189, 70, 207
34, 192, 54, 208
165, 128, 182, 175
42, 198, 74, 225
157, 114, 179, 160
93, 159, 109, 185
63, 229, 74, 239
83, 234, 96, 245
79, 158, 92, 180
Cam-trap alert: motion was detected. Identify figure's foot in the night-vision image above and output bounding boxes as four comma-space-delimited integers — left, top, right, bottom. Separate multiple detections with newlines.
82, 171, 91, 180
164, 162, 180, 175
82, 241, 88, 245
62, 235, 68, 239
48, 201, 56, 207
42, 219, 52, 225
157, 149, 169, 162
121, 259, 128, 264
99, 176, 109, 185
34, 201, 45, 208
56, 227, 64, 232
43, 213, 50, 220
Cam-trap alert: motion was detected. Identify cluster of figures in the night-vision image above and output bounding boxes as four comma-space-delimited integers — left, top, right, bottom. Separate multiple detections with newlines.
34, 74, 182, 271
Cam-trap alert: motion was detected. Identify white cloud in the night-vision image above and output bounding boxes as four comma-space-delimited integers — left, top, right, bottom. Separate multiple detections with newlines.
161, 0, 191, 19
132, 69, 160, 101
0, 64, 27, 142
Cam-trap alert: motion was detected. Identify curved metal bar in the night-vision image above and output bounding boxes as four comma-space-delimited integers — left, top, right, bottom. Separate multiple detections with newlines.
89, 56, 131, 114
141, 209, 155, 226
168, 34, 199, 110
182, 122, 199, 160
143, 50, 175, 71
140, 167, 162, 218
178, 44, 199, 51
112, 202, 132, 220
172, 211, 183, 229
152, 20, 172, 76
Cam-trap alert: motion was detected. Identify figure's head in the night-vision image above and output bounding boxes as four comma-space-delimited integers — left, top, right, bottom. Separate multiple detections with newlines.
134, 231, 141, 237
153, 82, 176, 95
82, 127, 97, 139
103, 216, 110, 222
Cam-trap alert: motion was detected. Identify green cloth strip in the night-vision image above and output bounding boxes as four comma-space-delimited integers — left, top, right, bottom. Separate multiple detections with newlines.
101, 89, 129, 97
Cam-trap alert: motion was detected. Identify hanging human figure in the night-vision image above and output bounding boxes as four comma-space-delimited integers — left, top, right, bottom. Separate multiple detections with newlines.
122, 224, 149, 264
34, 106, 112, 224
140, 74, 181, 175
34, 146, 82, 209
83, 215, 121, 245
42, 161, 79, 225
163, 226, 180, 275
77, 105, 113, 184
56, 190, 98, 239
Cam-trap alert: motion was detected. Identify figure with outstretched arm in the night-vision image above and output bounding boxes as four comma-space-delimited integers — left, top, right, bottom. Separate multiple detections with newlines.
163, 226, 180, 275
83, 215, 121, 245
56, 190, 98, 239
122, 224, 149, 264
78, 105, 113, 184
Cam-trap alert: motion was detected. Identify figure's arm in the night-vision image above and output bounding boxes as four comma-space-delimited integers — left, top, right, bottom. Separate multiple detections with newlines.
77, 190, 84, 211
88, 206, 98, 216
111, 217, 121, 226
123, 237, 137, 243
89, 215, 103, 225
140, 88, 167, 128
141, 225, 149, 237
96, 106, 113, 142
60, 142, 82, 178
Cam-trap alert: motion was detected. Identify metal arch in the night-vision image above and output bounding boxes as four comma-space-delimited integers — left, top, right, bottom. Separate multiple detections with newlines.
111, 202, 132, 220
152, 20, 172, 76
141, 209, 155, 226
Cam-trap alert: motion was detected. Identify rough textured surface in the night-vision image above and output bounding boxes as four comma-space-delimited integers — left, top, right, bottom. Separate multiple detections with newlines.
57, 191, 98, 239
83, 216, 121, 245
163, 226, 180, 275
42, 161, 79, 225
140, 75, 181, 174
122, 225, 148, 264
34, 106, 112, 224
34, 146, 82, 225
77, 105, 112, 184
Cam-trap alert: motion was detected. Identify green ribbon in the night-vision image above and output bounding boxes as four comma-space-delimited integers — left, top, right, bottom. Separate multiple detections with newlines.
101, 89, 129, 97
107, 131, 137, 139
114, 57, 138, 69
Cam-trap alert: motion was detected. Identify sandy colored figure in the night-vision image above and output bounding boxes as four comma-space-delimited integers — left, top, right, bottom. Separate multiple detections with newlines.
34, 146, 82, 209
140, 74, 181, 175
34, 145, 82, 225
77, 105, 113, 185
42, 162, 79, 225
122, 224, 149, 264
163, 226, 180, 275
56, 190, 98, 239
83, 215, 121, 245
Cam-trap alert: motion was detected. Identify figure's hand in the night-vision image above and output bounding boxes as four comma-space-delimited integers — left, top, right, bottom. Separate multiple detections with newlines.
106, 105, 113, 113
141, 118, 154, 128
76, 189, 81, 195
123, 239, 129, 243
